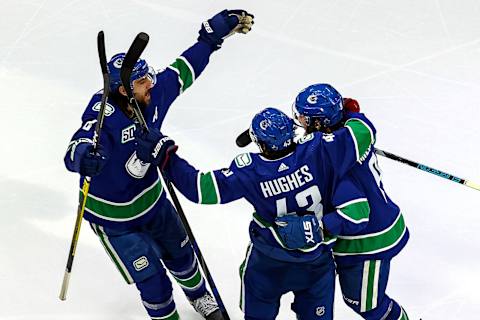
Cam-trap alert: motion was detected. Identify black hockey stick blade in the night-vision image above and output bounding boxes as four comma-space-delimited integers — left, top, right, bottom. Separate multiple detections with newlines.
97, 31, 108, 75
236, 128, 252, 147
120, 32, 149, 130
93, 30, 110, 145
120, 32, 149, 99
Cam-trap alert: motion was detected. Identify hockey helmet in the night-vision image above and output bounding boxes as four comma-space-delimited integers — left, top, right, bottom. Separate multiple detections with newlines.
293, 83, 343, 129
249, 107, 294, 152
107, 53, 156, 92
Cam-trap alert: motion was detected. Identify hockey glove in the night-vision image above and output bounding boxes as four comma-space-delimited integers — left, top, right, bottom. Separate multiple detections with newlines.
275, 214, 322, 250
79, 144, 108, 177
198, 9, 254, 50
135, 129, 178, 170
343, 98, 360, 113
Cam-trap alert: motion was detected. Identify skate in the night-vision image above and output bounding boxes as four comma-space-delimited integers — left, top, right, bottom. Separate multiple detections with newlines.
191, 292, 223, 320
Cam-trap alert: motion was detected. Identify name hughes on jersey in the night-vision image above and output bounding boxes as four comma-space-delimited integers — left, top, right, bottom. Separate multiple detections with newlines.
260, 165, 314, 198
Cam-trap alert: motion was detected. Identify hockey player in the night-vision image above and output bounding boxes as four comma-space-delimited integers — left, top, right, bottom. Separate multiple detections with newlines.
133, 107, 377, 319
63, 9, 254, 320
293, 83, 409, 320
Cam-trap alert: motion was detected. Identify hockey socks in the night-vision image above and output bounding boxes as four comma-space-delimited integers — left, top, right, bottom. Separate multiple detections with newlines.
360, 297, 409, 320
164, 253, 207, 301
136, 272, 179, 320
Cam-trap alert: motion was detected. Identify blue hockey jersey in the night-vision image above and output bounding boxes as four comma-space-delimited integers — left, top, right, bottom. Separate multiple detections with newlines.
64, 41, 214, 228
165, 116, 375, 262
322, 113, 409, 265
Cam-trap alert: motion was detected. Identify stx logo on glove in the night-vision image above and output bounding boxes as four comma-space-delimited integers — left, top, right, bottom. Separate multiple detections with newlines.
152, 137, 172, 158
303, 220, 316, 244
202, 21, 214, 33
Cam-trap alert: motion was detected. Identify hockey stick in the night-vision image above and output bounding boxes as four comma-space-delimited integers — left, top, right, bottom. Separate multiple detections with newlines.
375, 148, 480, 191
236, 129, 480, 191
162, 178, 230, 320
59, 31, 110, 301
120, 33, 230, 320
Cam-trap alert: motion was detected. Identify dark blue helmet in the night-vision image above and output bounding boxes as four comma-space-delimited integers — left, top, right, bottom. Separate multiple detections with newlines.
107, 53, 155, 92
249, 107, 294, 152
293, 83, 343, 128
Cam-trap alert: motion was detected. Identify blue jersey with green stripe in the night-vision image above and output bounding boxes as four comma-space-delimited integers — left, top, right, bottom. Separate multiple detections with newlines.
166, 115, 375, 262
325, 113, 409, 265
64, 41, 214, 228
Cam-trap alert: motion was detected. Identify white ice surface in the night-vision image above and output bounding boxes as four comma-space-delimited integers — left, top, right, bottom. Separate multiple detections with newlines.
1, 0, 480, 319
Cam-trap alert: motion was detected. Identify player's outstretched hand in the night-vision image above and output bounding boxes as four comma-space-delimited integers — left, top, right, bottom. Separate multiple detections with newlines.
135, 129, 178, 170
343, 98, 360, 113
79, 144, 108, 177
198, 9, 254, 50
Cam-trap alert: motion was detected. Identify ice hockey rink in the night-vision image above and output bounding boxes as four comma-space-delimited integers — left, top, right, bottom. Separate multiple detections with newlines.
1, 0, 480, 319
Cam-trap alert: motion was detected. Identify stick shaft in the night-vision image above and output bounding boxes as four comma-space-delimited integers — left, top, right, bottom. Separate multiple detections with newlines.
375, 148, 480, 191
59, 30, 109, 301
59, 178, 90, 300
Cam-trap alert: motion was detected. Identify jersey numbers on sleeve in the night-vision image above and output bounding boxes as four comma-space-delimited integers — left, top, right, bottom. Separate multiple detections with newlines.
275, 185, 323, 219
368, 153, 388, 202
82, 119, 97, 131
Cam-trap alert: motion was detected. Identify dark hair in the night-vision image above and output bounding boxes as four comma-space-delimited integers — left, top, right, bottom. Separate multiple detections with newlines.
260, 142, 297, 160
109, 89, 133, 118
305, 116, 346, 134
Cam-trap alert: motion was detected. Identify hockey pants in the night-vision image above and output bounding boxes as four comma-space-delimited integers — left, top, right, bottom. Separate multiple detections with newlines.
240, 243, 335, 320
336, 259, 409, 320
90, 201, 207, 320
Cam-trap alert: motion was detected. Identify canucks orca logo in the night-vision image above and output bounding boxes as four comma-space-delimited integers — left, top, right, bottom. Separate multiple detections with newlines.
126, 152, 151, 178
113, 57, 123, 68
307, 93, 318, 104
260, 119, 269, 130
92, 101, 115, 116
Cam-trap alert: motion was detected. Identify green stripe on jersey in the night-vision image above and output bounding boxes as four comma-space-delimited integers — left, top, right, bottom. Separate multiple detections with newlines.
333, 213, 406, 255
169, 57, 194, 92
199, 172, 220, 204
365, 260, 377, 310
345, 118, 375, 161
83, 179, 163, 221
337, 199, 370, 223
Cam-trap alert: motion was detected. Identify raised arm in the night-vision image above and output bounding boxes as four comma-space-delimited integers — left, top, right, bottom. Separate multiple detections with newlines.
152, 9, 254, 124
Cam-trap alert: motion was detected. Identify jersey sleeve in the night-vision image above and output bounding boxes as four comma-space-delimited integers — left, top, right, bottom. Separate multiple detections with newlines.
344, 112, 376, 161
320, 112, 376, 177
164, 153, 245, 205
322, 176, 370, 236
152, 41, 214, 126
64, 106, 114, 174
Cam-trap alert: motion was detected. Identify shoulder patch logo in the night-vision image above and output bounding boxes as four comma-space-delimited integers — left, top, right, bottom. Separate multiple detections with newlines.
125, 152, 151, 179
121, 124, 136, 144
92, 101, 115, 116
235, 153, 252, 168
298, 133, 314, 144
82, 119, 97, 131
